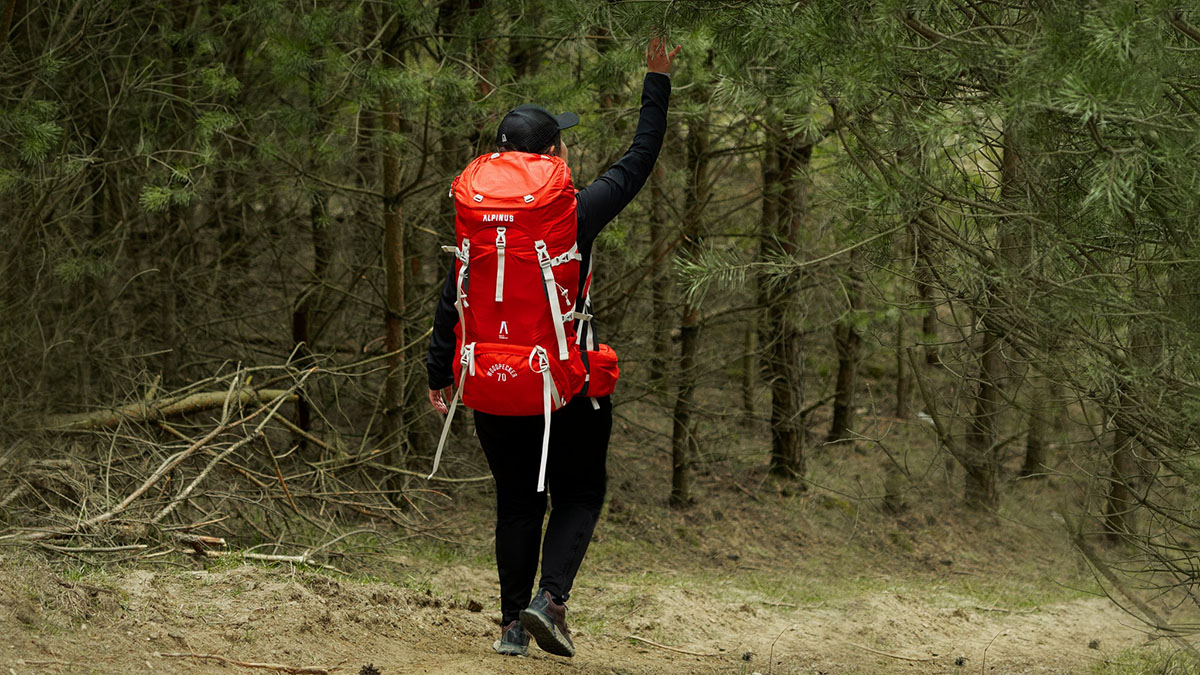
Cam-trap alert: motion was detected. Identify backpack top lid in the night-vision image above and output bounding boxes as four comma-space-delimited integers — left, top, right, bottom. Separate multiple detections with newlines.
456, 152, 574, 205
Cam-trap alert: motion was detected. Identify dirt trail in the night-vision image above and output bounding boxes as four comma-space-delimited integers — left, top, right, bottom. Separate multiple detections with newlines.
1, 557, 1145, 674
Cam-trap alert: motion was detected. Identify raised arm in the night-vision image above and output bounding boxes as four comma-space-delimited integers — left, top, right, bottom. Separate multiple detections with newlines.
575, 37, 680, 244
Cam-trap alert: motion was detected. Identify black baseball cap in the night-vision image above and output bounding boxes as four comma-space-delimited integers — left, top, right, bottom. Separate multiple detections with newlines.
495, 104, 579, 153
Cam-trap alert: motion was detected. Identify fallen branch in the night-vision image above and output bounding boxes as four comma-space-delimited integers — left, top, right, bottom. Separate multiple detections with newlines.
206, 528, 372, 569
843, 641, 937, 663
972, 605, 1037, 614
45, 389, 296, 431
204, 550, 346, 574
154, 652, 342, 674
12, 377, 304, 542
15, 658, 115, 668
151, 431, 265, 524
369, 462, 492, 483
38, 543, 148, 553
628, 635, 717, 657
174, 533, 226, 552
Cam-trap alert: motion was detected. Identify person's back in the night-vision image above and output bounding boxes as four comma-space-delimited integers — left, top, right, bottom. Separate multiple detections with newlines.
426, 36, 680, 658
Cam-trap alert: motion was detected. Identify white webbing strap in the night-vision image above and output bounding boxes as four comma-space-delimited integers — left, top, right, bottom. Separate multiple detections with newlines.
442, 244, 469, 264
530, 346, 561, 493
453, 239, 470, 336
494, 227, 506, 302
535, 240, 570, 360
429, 343, 475, 480
548, 243, 581, 267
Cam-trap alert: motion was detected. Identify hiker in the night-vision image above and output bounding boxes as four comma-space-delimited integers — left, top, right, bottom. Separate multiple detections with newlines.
425, 37, 679, 658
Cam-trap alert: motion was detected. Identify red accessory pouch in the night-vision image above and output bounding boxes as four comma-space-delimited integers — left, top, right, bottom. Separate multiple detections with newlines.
585, 343, 620, 397
457, 342, 585, 416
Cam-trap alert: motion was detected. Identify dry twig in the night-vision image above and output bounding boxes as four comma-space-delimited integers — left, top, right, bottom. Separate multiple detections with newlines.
154, 652, 342, 674
843, 641, 938, 663
628, 635, 717, 657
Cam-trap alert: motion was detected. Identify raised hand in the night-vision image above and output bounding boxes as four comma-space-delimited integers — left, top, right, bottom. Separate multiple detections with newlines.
646, 36, 681, 74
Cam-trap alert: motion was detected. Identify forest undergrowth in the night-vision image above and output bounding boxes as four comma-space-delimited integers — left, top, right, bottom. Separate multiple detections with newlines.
3, 364, 1199, 674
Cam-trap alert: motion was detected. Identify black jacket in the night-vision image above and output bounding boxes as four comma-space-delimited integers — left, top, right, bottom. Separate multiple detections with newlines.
427, 72, 671, 391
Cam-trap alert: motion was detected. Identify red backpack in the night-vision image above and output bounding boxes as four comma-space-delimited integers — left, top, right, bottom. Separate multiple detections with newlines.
430, 152, 586, 491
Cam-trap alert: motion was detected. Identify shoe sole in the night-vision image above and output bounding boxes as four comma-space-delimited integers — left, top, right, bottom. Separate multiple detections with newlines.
492, 639, 528, 657
519, 608, 575, 657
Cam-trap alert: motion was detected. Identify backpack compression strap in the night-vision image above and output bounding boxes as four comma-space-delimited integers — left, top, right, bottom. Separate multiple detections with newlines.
494, 227, 507, 302
534, 240, 581, 360
429, 342, 476, 481
442, 240, 471, 340
531, 345, 564, 492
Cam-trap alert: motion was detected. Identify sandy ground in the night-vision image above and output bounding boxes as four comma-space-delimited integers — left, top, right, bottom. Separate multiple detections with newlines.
0, 555, 1148, 675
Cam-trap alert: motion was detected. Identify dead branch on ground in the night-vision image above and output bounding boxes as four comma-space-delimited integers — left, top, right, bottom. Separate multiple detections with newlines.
45, 389, 297, 431
154, 652, 343, 674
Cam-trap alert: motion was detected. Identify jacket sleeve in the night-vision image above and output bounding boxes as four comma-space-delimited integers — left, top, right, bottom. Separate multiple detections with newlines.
426, 265, 458, 391
575, 72, 671, 245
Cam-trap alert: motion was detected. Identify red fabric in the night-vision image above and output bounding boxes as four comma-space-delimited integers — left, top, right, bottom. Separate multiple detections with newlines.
451, 153, 584, 415
584, 343, 620, 397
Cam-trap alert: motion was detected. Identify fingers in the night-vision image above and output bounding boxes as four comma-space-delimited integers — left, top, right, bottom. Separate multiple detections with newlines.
646, 36, 662, 60
428, 388, 448, 415
646, 35, 680, 73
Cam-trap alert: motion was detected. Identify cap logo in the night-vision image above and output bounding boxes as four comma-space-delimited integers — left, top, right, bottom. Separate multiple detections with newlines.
501, 133, 507, 142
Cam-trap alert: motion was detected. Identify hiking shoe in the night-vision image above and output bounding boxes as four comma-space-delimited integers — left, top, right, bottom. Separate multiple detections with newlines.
493, 620, 529, 656
519, 589, 575, 657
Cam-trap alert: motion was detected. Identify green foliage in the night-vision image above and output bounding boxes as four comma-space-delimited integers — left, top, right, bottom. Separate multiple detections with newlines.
198, 64, 242, 98
196, 111, 238, 144
5, 0, 1200, 635
3, 100, 63, 164
138, 184, 193, 212
53, 257, 114, 284
0, 169, 20, 195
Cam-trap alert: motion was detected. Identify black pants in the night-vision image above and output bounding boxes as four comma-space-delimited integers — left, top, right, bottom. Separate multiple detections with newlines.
475, 395, 612, 624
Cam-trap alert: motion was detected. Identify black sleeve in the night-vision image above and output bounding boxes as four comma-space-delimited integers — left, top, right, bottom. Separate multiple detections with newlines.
576, 72, 671, 246
426, 265, 458, 390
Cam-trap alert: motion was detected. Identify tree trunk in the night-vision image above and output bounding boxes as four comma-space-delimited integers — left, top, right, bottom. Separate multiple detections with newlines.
161, 0, 196, 384
380, 18, 407, 475
827, 250, 863, 444
649, 162, 672, 387
963, 323, 1001, 509
894, 307, 910, 419
670, 305, 700, 508
292, 41, 334, 449
915, 223, 939, 366
741, 323, 756, 425
960, 123, 1024, 509
292, 193, 330, 447
1104, 319, 1156, 539
759, 125, 811, 479
0, 0, 17, 51
1019, 373, 1050, 478
1103, 427, 1134, 541
669, 98, 711, 508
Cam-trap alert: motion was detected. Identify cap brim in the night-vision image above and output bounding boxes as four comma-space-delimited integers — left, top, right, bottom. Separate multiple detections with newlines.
553, 112, 579, 130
